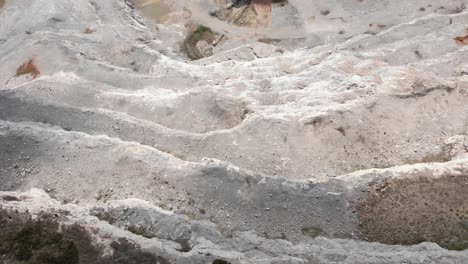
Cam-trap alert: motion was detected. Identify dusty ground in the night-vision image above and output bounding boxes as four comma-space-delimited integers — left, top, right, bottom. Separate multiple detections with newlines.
0, 0, 467, 263
355, 174, 468, 250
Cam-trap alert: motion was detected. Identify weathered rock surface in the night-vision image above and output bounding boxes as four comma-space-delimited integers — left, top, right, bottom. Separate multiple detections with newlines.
0, 0, 467, 263
1, 188, 468, 264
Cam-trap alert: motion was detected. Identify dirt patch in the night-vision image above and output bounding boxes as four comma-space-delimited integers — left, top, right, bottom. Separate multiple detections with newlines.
0, 0, 5, 10
354, 175, 468, 250
182, 25, 218, 60
83, 27, 96, 34
212, 260, 231, 264
133, 0, 171, 23
0, 209, 163, 264
2, 195, 21, 201
15, 59, 40, 79
0, 210, 79, 264
211, 0, 287, 28
301, 226, 324, 238
454, 34, 468, 45
252, 0, 272, 27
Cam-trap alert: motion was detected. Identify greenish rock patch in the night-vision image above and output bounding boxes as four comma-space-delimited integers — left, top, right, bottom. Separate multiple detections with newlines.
301, 226, 323, 238
182, 25, 218, 60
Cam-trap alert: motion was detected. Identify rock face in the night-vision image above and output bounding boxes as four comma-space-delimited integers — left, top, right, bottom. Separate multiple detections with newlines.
0, 0, 467, 263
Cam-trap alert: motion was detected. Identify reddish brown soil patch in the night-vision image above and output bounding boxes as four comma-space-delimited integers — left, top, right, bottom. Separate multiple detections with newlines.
354, 175, 468, 250
0, 0, 5, 10
252, 2, 271, 16
15, 59, 40, 79
454, 35, 468, 45
252, 0, 272, 27
83, 27, 96, 34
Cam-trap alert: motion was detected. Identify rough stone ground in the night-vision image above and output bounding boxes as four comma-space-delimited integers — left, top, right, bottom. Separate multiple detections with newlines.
0, 0, 467, 263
